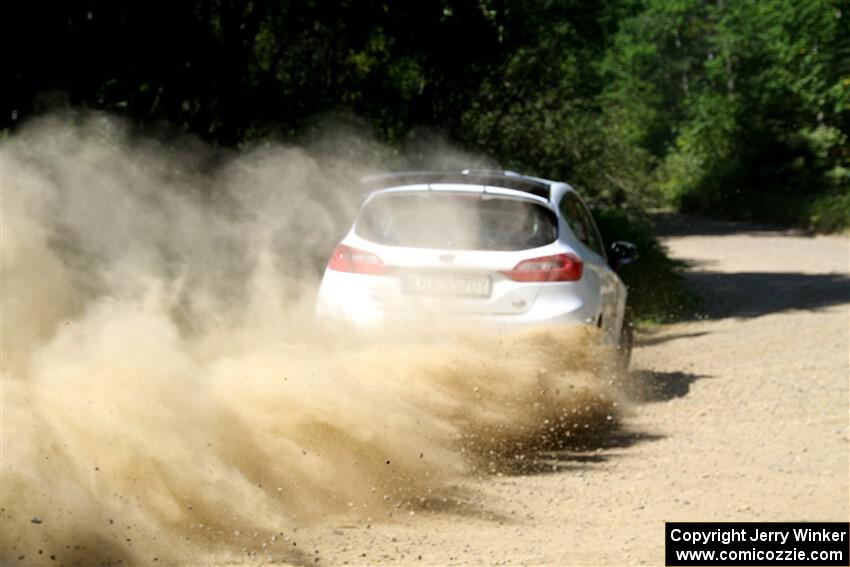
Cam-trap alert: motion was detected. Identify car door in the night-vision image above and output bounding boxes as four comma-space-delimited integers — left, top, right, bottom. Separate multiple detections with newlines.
559, 192, 625, 341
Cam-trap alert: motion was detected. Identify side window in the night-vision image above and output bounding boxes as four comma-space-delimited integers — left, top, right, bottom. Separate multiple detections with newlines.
560, 194, 606, 259
575, 198, 606, 259
559, 195, 587, 243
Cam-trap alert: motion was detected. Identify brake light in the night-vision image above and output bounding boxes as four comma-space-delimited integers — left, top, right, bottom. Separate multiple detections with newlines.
327, 244, 385, 275
503, 253, 583, 282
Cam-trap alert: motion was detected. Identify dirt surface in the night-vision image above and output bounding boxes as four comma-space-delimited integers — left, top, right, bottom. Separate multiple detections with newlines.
306, 216, 850, 566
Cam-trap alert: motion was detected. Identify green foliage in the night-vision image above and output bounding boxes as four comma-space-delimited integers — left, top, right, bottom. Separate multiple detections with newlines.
809, 188, 850, 232
594, 209, 699, 325
458, 9, 654, 206
460, 24, 590, 177
600, 0, 712, 155
6, 0, 848, 233
605, 0, 850, 230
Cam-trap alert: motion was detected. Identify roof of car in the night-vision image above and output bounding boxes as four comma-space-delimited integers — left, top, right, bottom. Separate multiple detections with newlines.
361, 170, 556, 201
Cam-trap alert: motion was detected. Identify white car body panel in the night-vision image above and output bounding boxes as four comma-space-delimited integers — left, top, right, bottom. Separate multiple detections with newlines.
316, 175, 628, 343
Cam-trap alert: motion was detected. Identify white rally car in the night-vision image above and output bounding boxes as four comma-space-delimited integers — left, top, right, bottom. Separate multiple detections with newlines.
316, 170, 638, 363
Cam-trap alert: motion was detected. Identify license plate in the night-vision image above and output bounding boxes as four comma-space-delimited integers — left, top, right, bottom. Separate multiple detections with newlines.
403, 273, 492, 297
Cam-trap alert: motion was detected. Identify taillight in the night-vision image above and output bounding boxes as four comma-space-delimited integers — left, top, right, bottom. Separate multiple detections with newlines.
502, 253, 583, 282
327, 244, 385, 275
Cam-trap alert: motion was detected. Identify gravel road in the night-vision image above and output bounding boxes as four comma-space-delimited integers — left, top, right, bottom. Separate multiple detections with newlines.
307, 216, 849, 566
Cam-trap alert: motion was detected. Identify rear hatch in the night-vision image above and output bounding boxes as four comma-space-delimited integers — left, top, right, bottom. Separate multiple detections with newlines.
342, 189, 565, 315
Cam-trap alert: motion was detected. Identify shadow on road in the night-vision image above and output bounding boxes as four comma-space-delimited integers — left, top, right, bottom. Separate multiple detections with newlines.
649, 213, 849, 319
651, 212, 806, 238
485, 368, 708, 474
488, 367, 707, 476
685, 271, 850, 319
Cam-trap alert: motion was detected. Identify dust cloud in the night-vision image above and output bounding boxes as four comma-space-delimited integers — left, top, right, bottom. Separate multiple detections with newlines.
1, 113, 621, 565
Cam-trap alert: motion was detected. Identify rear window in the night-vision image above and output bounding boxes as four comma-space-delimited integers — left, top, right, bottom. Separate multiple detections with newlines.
355, 192, 558, 251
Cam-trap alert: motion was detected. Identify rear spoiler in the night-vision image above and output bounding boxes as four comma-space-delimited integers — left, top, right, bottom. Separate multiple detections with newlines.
360, 170, 552, 201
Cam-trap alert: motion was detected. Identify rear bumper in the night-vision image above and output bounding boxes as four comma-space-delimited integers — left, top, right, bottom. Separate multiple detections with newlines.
315, 289, 597, 333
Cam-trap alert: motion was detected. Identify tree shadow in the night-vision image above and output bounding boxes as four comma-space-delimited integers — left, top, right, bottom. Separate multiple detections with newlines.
683, 271, 850, 319
650, 212, 806, 238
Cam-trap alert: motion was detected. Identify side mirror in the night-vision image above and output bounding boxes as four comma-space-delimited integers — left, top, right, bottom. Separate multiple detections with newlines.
610, 241, 638, 271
